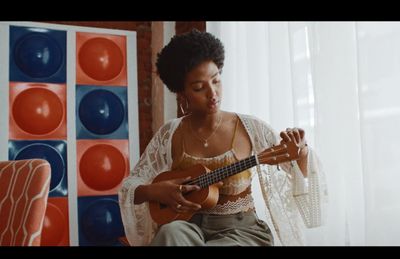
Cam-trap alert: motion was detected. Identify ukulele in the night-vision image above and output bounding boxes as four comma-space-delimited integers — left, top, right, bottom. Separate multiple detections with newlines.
149, 141, 301, 225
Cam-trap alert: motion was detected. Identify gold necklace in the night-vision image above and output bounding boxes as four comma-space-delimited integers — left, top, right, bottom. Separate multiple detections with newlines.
189, 115, 223, 148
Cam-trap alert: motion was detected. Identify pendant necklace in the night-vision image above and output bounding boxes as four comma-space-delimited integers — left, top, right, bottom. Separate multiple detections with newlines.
190, 115, 223, 148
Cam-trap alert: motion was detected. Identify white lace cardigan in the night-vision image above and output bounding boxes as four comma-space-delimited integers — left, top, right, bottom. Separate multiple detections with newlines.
118, 113, 328, 246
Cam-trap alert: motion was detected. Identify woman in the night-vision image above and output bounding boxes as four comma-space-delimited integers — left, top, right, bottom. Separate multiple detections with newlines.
118, 29, 327, 246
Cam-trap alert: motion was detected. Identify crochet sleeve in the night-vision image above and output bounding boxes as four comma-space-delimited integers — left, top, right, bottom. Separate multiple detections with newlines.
261, 122, 328, 228
118, 123, 173, 246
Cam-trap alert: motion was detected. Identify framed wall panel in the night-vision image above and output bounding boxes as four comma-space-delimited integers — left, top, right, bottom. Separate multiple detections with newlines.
0, 21, 139, 246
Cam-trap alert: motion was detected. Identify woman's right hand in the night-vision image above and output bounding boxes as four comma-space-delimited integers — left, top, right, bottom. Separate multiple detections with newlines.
149, 176, 202, 213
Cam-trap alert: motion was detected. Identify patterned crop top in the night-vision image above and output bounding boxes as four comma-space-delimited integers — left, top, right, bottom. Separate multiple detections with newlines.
172, 116, 255, 215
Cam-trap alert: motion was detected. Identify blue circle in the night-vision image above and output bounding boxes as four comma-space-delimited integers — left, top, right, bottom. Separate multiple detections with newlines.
79, 89, 124, 135
14, 143, 64, 192
13, 33, 63, 78
81, 199, 124, 244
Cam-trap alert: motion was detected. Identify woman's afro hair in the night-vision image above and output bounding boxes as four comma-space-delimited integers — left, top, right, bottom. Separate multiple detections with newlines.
156, 29, 225, 93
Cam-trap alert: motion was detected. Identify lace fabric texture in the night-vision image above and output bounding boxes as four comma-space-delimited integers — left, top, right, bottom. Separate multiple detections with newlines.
201, 193, 255, 215
118, 114, 328, 246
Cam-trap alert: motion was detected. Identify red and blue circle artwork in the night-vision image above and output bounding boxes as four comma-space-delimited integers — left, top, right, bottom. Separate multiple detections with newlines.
78, 196, 124, 246
10, 26, 66, 83
79, 144, 126, 191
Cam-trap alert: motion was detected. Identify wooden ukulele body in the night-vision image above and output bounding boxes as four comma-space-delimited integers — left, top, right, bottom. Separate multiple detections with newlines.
149, 164, 220, 225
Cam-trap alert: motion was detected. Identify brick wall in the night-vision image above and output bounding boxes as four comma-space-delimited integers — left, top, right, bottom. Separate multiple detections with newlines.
176, 21, 206, 35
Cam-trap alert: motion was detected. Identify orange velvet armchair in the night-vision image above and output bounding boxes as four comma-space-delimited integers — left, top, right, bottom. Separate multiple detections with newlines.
0, 159, 51, 246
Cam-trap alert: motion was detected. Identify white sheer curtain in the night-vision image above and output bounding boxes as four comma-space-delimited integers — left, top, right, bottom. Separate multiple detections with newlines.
207, 21, 400, 246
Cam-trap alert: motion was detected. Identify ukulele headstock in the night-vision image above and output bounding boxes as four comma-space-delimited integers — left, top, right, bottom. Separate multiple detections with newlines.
258, 141, 301, 165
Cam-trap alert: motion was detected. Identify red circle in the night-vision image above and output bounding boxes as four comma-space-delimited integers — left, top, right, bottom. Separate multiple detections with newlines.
80, 144, 126, 191
12, 87, 63, 135
78, 37, 124, 81
41, 202, 66, 246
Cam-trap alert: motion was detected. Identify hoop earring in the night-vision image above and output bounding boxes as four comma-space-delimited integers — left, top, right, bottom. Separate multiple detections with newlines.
179, 99, 190, 115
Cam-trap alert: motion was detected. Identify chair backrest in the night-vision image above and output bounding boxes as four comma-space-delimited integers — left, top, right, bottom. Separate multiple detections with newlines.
0, 159, 51, 246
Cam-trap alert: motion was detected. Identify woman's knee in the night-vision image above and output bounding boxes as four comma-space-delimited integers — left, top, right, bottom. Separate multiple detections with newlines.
156, 220, 189, 237
151, 220, 203, 246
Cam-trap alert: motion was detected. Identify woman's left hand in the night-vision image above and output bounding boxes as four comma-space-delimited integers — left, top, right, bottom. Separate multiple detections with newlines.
279, 127, 308, 159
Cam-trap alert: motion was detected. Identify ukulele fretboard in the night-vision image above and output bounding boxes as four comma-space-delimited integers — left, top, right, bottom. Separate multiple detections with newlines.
190, 155, 258, 188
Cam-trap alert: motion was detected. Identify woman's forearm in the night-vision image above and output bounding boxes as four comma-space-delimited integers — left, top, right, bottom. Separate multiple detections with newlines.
134, 184, 152, 204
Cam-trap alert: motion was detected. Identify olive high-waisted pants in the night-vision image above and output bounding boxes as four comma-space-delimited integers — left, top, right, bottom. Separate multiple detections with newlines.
149, 210, 273, 246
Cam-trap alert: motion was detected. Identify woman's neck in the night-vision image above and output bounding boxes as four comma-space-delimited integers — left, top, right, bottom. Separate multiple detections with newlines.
189, 111, 224, 129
